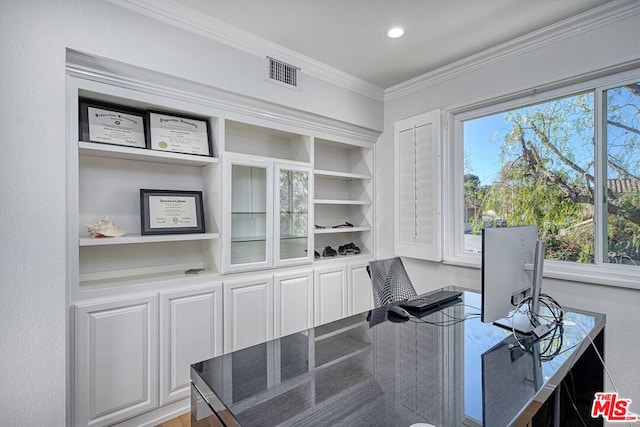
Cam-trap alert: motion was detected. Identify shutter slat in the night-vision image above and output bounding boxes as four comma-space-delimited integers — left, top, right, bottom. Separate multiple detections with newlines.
394, 110, 441, 261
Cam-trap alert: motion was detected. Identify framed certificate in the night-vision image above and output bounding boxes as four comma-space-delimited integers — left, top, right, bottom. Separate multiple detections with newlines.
79, 99, 146, 148
140, 189, 205, 235
147, 111, 213, 156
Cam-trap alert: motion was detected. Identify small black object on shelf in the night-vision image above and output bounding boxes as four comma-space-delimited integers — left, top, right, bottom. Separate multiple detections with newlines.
322, 246, 338, 257
332, 221, 354, 229
338, 242, 361, 255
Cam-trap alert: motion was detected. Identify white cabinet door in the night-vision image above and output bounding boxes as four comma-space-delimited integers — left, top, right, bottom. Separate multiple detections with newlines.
74, 294, 158, 427
314, 265, 348, 326
224, 276, 274, 352
159, 283, 223, 405
274, 163, 313, 268
222, 154, 274, 273
348, 261, 374, 315
274, 270, 313, 337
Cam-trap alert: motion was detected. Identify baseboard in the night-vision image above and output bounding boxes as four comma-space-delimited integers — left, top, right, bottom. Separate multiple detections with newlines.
111, 399, 190, 427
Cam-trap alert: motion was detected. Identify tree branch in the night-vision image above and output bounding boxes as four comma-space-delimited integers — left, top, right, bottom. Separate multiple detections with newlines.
624, 83, 640, 98
608, 156, 640, 181
517, 137, 640, 227
607, 119, 640, 136
529, 121, 595, 182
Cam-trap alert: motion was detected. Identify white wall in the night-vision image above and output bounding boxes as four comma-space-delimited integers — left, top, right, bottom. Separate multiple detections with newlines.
379, 4, 640, 406
0, 0, 382, 425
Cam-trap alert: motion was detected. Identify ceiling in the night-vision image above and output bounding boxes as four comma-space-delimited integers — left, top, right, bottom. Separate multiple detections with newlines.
170, 0, 615, 88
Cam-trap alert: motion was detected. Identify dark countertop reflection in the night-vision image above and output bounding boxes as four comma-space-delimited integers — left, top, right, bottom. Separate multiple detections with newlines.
192, 289, 605, 427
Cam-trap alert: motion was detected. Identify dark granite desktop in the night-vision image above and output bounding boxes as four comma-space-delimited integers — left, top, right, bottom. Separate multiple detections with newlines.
191, 289, 605, 427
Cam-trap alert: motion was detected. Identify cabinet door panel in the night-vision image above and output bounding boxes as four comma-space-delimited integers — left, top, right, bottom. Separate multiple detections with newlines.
224, 277, 274, 352
274, 270, 313, 337
160, 284, 223, 405
275, 163, 313, 267
75, 295, 158, 427
349, 262, 374, 315
314, 266, 347, 326
223, 155, 274, 273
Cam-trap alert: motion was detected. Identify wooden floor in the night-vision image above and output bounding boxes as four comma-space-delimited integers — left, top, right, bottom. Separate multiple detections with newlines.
156, 412, 190, 427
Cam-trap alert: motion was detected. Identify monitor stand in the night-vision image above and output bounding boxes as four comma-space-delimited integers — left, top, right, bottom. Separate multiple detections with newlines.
494, 240, 552, 337
494, 311, 537, 335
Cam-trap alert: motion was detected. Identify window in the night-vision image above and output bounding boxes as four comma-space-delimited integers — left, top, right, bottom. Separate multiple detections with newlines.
604, 84, 640, 266
450, 71, 639, 276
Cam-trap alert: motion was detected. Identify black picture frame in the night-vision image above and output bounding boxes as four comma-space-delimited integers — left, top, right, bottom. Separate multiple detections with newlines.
146, 110, 213, 157
140, 189, 206, 235
79, 99, 147, 148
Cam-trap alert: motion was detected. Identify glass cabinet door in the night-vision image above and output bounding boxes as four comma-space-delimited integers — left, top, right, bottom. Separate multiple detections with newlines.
275, 163, 313, 266
224, 156, 273, 272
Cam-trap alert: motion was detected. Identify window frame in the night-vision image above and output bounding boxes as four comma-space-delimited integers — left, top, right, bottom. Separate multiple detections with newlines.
443, 68, 640, 289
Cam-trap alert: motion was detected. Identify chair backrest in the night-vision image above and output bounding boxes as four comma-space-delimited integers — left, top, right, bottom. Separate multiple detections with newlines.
368, 257, 417, 308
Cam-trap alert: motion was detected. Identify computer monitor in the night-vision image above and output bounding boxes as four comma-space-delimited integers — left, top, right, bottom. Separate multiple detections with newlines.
481, 225, 546, 334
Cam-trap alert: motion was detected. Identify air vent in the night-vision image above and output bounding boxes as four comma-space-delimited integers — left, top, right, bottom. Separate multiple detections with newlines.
266, 57, 301, 90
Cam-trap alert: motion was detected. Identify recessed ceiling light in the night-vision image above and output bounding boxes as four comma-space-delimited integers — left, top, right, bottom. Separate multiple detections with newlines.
387, 27, 404, 39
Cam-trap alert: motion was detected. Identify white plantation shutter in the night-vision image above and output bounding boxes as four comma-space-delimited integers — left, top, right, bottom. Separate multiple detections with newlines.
394, 110, 441, 261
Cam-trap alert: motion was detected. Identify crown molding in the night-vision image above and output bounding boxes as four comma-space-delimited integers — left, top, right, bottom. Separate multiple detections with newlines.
103, 0, 385, 102
384, 0, 640, 102
66, 49, 380, 144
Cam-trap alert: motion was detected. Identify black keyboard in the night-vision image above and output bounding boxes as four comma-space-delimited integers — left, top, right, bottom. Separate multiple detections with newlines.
399, 290, 462, 312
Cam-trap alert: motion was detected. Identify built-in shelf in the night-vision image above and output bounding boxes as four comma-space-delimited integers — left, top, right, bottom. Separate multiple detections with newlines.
314, 170, 371, 181
79, 232, 220, 246
231, 236, 267, 243
314, 199, 371, 205
314, 227, 371, 234
79, 141, 219, 166
79, 268, 221, 290
313, 252, 371, 264
232, 212, 267, 215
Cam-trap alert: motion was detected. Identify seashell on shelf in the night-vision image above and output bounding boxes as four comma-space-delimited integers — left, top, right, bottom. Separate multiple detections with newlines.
85, 215, 126, 238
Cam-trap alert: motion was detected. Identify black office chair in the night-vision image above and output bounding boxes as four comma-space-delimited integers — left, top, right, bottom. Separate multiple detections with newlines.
367, 257, 417, 308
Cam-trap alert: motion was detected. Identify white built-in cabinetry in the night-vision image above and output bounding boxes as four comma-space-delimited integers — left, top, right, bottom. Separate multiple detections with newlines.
74, 293, 159, 427
222, 135, 314, 273
348, 261, 374, 315
73, 278, 224, 427
274, 269, 314, 337
223, 274, 274, 352
314, 265, 348, 325
314, 261, 373, 326
159, 283, 223, 405
314, 138, 374, 258
70, 80, 222, 290
67, 57, 378, 426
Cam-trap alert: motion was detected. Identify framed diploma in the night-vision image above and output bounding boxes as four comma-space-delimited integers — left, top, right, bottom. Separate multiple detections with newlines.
147, 111, 213, 156
79, 99, 146, 148
140, 189, 206, 235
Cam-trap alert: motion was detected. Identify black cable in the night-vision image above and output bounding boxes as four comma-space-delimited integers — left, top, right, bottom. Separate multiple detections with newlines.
407, 303, 481, 327
409, 312, 481, 327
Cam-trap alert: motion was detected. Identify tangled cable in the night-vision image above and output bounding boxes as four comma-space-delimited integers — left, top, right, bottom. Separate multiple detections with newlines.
509, 292, 564, 352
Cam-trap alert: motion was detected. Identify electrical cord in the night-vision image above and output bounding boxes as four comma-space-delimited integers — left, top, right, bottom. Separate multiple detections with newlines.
409, 304, 481, 326
522, 310, 637, 427
410, 312, 481, 327
570, 320, 639, 426
508, 293, 564, 351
